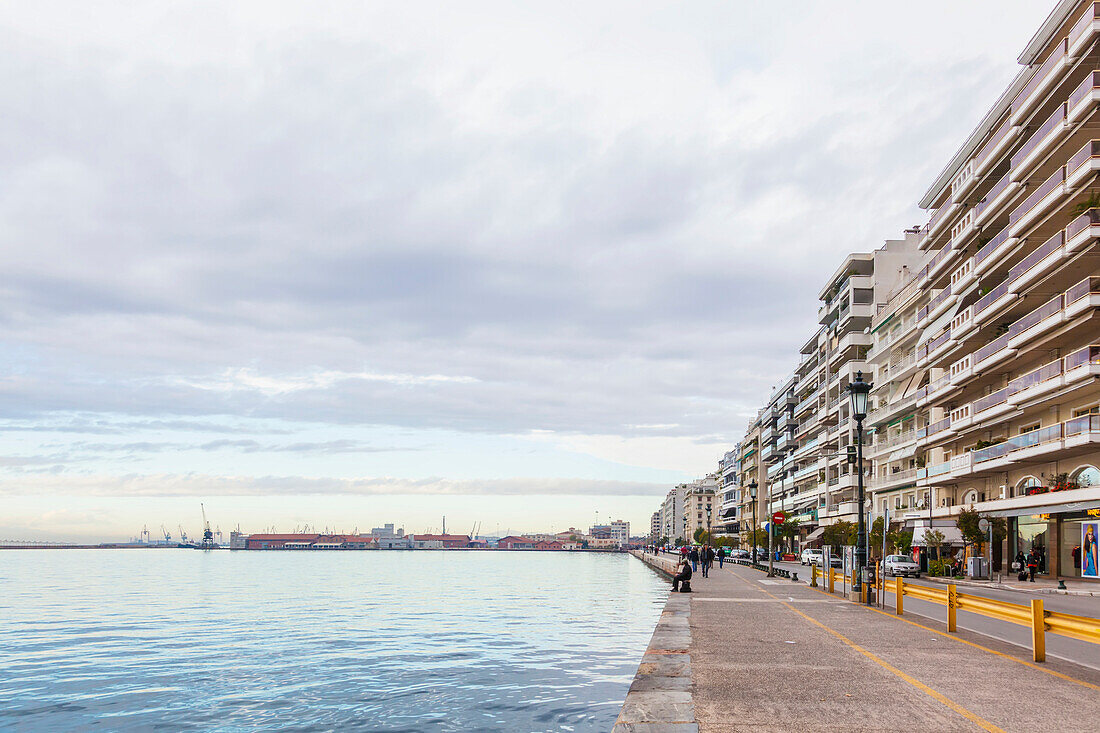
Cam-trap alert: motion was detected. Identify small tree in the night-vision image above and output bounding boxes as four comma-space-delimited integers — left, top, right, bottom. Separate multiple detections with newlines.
925, 529, 946, 573
822, 520, 856, 549
889, 529, 914, 554
870, 516, 886, 557
956, 508, 984, 555
775, 513, 802, 552
693, 527, 711, 544
659, 536, 669, 546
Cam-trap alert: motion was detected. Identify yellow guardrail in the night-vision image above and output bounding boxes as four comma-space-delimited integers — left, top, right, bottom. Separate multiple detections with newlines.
880, 575, 1100, 662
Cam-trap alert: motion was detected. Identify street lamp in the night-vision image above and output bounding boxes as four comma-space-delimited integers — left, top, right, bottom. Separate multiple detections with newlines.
848, 370, 872, 602
706, 506, 712, 545
748, 480, 758, 564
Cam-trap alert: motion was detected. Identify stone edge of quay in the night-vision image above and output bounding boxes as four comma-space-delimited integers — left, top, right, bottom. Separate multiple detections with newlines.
612, 551, 698, 733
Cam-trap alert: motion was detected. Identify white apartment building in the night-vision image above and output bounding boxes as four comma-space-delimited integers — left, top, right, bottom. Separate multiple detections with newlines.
682, 475, 719, 541
650, 511, 661, 542
716, 447, 741, 537
659, 485, 687, 543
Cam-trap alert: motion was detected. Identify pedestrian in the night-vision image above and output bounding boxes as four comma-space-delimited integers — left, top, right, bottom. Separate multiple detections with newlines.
1026, 548, 1039, 582
689, 546, 699, 572
705, 545, 715, 575
717, 546, 726, 568
671, 557, 692, 593
700, 545, 710, 577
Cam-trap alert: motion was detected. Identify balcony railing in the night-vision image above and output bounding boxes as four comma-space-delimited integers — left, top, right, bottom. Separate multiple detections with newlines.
974, 281, 1009, 316
927, 461, 952, 478
1013, 38, 1068, 116
1067, 208, 1100, 241
975, 173, 1013, 221
1008, 292, 1063, 339
1064, 344, 1100, 371
925, 328, 952, 354
927, 285, 952, 313
1067, 275, 1100, 305
976, 117, 1014, 171
1070, 72, 1100, 112
926, 203, 952, 235
874, 430, 917, 453
973, 387, 1009, 414
1069, 140, 1100, 178
973, 333, 1010, 364
927, 417, 952, 437
1011, 103, 1066, 170
1071, 3, 1100, 50
926, 247, 950, 274
1009, 231, 1063, 284
1067, 413, 1100, 436
975, 226, 1011, 267
1007, 357, 1062, 396
926, 373, 952, 397
870, 468, 918, 488
1009, 166, 1065, 228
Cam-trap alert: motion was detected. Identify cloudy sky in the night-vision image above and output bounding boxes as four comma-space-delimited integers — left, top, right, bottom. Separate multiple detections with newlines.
1, 1, 1053, 541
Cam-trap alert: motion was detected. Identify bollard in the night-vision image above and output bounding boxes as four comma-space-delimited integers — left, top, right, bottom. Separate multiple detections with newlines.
791, 572, 798, 583
947, 584, 957, 632
828, 568, 835, 594
1031, 599, 1046, 662
895, 576, 904, 616
810, 565, 818, 588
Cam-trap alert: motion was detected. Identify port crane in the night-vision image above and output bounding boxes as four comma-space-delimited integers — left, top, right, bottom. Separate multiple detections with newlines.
161, 525, 172, 544
178, 525, 189, 545
200, 503, 215, 549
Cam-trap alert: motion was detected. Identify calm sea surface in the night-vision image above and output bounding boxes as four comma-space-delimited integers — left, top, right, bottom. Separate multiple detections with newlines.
0, 549, 666, 732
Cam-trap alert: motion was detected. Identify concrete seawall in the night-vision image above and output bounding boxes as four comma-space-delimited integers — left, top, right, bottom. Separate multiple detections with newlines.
613, 551, 697, 732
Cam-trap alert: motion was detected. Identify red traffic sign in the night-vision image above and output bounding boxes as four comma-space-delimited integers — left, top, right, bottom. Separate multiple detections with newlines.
772, 512, 785, 525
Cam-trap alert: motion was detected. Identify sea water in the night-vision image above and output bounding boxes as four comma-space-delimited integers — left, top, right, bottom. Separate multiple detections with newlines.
0, 549, 666, 732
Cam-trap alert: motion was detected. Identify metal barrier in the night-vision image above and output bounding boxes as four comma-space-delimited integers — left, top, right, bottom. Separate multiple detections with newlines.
883, 576, 1100, 662
733, 558, 794, 579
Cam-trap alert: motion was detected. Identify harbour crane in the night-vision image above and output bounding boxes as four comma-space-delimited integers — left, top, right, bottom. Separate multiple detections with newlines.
179, 525, 188, 544
200, 503, 215, 549
161, 525, 172, 544
141, 525, 150, 544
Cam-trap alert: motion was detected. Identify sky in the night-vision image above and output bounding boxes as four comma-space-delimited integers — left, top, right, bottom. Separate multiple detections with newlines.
0, 1, 1056, 541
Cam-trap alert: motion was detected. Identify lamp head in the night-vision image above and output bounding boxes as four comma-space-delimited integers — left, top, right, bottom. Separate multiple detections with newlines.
847, 371, 872, 420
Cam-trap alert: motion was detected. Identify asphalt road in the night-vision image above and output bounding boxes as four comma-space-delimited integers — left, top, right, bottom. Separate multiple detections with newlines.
759, 557, 1100, 670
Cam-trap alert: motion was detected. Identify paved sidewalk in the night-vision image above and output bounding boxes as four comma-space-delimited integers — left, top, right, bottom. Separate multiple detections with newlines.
630, 552, 1100, 732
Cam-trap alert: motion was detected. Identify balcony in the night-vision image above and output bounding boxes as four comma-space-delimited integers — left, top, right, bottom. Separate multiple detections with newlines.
972, 280, 1014, 327
1010, 102, 1067, 182
950, 158, 977, 201
974, 172, 1021, 226
1069, 71, 1100, 122
1009, 231, 1065, 295
973, 226, 1016, 277
793, 388, 822, 418
1067, 208, 1100, 252
972, 387, 1013, 424
792, 436, 822, 461
1011, 38, 1068, 125
1007, 357, 1063, 403
922, 373, 956, 406
1069, 3, 1100, 58
949, 207, 977, 249
973, 333, 1014, 372
975, 117, 1022, 177
822, 501, 861, 520
866, 468, 919, 490
926, 417, 952, 441
1007, 292, 1063, 349
792, 461, 822, 482
924, 246, 953, 283
926, 285, 953, 322
1067, 139, 1100, 189
1009, 165, 1066, 238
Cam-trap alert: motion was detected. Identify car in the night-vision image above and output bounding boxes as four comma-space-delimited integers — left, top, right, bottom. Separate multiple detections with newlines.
731, 549, 750, 559
800, 549, 823, 566
884, 554, 921, 578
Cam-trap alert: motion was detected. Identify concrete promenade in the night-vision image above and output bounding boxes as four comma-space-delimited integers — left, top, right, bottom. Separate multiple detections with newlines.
622, 550, 1100, 732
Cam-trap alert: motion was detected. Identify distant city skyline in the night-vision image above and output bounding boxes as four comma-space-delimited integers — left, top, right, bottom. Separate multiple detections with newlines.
0, 1, 1052, 540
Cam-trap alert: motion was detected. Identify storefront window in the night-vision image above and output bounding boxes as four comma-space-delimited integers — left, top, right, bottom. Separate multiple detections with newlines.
1014, 515, 1049, 574
1059, 509, 1100, 580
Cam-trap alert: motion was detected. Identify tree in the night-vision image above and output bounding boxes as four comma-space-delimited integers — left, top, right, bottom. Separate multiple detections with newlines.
925, 529, 946, 573
870, 516, 886, 556
659, 536, 669, 547
742, 527, 768, 550
888, 529, 913, 554
693, 527, 711, 544
956, 508, 984, 551
822, 520, 856, 549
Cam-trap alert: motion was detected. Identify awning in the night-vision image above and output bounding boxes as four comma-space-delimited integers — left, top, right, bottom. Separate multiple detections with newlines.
869, 312, 896, 335
804, 526, 826, 542
900, 370, 928, 398
984, 499, 1100, 519
912, 525, 964, 546
720, 507, 737, 518
887, 444, 917, 462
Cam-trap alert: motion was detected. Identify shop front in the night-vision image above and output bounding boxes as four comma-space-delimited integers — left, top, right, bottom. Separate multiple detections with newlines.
993, 500, 1100, 582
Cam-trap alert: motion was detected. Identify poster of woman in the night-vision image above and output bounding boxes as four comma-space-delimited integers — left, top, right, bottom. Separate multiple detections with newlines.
1084, 522, 1099, 579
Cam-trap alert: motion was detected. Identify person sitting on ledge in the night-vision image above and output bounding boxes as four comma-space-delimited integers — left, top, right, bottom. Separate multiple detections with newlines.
672, 558, 692, 593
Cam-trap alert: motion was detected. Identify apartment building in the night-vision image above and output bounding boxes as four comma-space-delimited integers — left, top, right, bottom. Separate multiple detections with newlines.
650, 511, 661, 542
659, 484, 687, 544
737, 420, 765, 538
716, 446, 741, 537
682, 475, 719, 541
746, 237, 924, 549
887, 0, 1100, 581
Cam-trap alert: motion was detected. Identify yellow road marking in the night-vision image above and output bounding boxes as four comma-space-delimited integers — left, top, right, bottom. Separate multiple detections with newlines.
749, 582, 1005, 733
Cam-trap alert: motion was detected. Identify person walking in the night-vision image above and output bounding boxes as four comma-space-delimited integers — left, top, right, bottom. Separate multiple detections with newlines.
705, 545, 715, 576
1026, 547, 1040, 582
689, 546, 699, 572
717, 546, 726, 569
700, 545, 710, 577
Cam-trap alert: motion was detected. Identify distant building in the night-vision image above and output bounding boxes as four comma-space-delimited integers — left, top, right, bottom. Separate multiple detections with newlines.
371, 523, 404, 538
411, 534, 470, 549
497, 535, 534, 549
683, 476, 718, 541
650, 512, 661, 542
244, 533, 377, 550
534, 540, 565, 551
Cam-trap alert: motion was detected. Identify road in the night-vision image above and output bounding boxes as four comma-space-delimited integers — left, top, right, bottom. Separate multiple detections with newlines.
753, 557, 1100, 670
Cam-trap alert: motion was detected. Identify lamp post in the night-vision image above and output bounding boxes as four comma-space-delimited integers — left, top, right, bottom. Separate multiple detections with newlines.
847, 371, 872, 601
767, 482, 775, 577
706, 506, 712, 546
748, 480, 758, 564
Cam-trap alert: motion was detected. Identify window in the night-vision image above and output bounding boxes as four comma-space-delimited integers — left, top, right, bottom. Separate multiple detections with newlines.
1015, 476, 1042, 497
1073, 405, 1099, 418
1073, 466, 1100, 487
1020, 423, 1040, 434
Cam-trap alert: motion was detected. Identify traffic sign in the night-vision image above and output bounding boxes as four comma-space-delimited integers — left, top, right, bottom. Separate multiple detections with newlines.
978, 518, 990, 532
772, 511, 785, 525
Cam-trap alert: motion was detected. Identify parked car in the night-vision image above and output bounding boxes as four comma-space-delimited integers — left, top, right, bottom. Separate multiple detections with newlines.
884, 554, 921, 578
800, 548, 823, 566
731, 549, 750, 559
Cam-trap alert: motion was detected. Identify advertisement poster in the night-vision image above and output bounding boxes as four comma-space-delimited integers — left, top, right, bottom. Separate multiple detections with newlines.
1084, 522, 1099, 579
